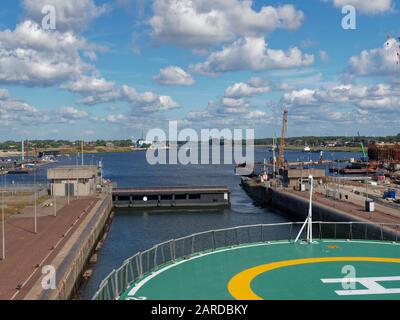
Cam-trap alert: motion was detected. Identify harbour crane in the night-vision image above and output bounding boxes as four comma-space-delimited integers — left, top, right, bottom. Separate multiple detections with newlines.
357, 131, 369, 162
278, 108, 288, 167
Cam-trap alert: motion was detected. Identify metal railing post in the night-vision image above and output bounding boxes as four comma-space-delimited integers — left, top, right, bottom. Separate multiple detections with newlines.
172, 240, 176, 262
319, 222, 322, 240
212, 231, 216, 250
154, 246, 158, 269
364, 223, 368, 240
349, 223, 353, 240
261, 225, 264, 242
235, 228, 239, 245
139, 253, 143, 276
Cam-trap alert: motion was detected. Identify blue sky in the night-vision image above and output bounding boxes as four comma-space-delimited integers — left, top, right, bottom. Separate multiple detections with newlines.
0, 0, 399, 140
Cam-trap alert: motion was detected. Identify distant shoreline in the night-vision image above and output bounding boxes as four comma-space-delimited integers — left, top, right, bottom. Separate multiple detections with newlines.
1, 145, 360, 158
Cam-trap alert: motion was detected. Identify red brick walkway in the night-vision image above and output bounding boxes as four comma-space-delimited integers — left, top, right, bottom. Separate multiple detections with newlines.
0, 196, 98, 300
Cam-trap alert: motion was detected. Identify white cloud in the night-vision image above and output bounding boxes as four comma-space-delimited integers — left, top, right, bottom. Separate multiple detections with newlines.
0, 20, 101, 86
331, 0, 393, 15
221, 97, 248, 113
106, 114, 126, 123
0, 88, 44, 126
190, 37, 314, 75
348, 39, 400, 76
186, 110, 213, 121
244, 110, 267, 119
22, 0, 108, 32
319, 50, 329, 63
150, 0, 304, 48
62, 76, 116, 94
282, 83, 400, 115
63, 76, 180, 113
154, 66, 195, 86
56, 107, 89, 123
225, 77, 270, 98
93, 113, 127, 123
185, 100, 268, 127
120, 85, 179, 112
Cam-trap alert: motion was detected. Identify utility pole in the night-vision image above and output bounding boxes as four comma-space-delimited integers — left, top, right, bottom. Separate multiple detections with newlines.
54, 190, 57, 218
81, 140, 84, 166
2, 174, 5, 260
67, 178, 70, 205
272, 133, 276, 178
21, 140, 25, 162
34, 164, 37, 234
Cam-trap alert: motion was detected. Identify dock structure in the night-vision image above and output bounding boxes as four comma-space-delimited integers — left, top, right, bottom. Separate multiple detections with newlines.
112, 186, 230, 208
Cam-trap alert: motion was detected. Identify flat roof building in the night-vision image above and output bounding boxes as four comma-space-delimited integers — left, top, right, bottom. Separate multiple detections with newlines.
280, 168, 326, 188
48, 165, 101, 197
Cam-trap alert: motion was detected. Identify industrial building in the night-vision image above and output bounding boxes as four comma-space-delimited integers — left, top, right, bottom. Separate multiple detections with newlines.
279, 168, 326, 188
47, 166, 101, 197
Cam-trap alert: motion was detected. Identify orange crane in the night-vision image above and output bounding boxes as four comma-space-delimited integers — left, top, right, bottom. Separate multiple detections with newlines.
278, 108, 288, 167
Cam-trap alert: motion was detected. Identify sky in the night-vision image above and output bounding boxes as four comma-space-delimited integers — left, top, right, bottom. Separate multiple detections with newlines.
0, 0, 399, 141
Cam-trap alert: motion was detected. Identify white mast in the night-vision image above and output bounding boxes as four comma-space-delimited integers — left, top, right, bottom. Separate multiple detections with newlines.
295, 175, 314, 243
81, 140, 84, 166
1, 174, 5, 260
21, 140, 25, 162
272, 133, 276, 178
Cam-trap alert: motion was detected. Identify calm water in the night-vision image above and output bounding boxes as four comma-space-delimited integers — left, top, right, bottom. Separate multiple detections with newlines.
4, 148, 360, 299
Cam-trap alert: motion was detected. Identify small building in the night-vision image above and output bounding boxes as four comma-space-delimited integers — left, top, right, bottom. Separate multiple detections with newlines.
47, 165, 101, 197
106, 142, 114, 149
280, 168, 325, 188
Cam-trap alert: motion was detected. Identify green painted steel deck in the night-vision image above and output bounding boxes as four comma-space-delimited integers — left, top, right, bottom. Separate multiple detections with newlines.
120, 240, 400, 300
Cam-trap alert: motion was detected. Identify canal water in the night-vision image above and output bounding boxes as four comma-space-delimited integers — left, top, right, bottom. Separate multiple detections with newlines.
4, 148, 360, 299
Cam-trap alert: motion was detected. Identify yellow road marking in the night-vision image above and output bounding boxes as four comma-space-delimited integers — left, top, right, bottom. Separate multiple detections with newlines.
228, 257, 400, 300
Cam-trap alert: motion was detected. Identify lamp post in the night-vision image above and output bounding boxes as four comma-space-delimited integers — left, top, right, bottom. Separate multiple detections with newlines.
34, 164, 37, 234
54, 192, 57, 217
1, 174, 5, 260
